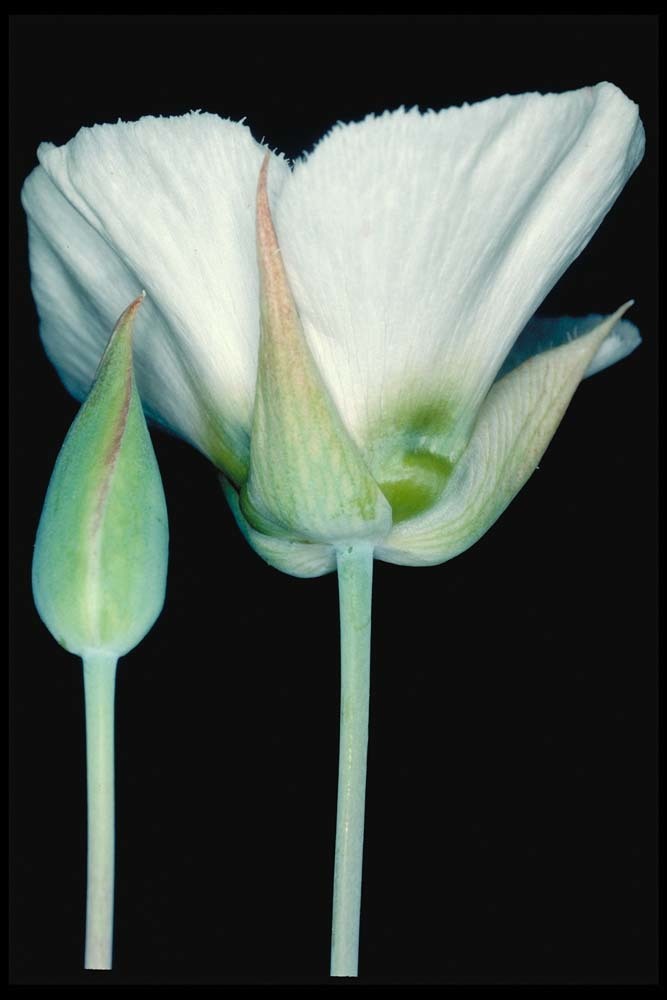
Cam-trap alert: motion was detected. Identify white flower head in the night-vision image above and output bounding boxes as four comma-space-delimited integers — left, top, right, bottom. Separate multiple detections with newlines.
22, 83, 644, 576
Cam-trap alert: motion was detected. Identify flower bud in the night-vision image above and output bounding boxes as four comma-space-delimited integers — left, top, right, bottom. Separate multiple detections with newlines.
32, 295, 169, 657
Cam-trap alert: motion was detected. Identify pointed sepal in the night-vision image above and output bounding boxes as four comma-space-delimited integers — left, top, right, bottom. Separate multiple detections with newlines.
222, 477, 336, 578
241, 157, 392, 545
32, 295, 169, 656
377, 304, 635, 566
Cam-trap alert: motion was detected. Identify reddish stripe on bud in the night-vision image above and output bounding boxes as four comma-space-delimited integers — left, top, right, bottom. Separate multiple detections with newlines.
90, 294, 145, 537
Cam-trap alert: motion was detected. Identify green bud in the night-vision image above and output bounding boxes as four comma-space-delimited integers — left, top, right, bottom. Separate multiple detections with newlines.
32, 295, 169, 657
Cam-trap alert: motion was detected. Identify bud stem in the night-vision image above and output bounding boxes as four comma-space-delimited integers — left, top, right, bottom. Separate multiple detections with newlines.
82, 652, 118, 970
331, 542, 374, 977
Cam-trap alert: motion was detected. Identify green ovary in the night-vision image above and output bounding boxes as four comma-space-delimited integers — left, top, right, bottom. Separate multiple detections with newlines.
367, 402, 455, 524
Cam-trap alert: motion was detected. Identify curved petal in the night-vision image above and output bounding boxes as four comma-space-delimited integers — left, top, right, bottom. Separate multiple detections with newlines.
275, 84, 644, 462
23, 175, 208, 460
375, 306, 634, 567
221, 478, 336, 578
497, 312, 641, 381
22, 113, 290, 481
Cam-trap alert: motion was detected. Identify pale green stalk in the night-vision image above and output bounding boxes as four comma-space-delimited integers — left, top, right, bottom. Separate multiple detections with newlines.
82, 652, 118, 970
330, 542, 374, 977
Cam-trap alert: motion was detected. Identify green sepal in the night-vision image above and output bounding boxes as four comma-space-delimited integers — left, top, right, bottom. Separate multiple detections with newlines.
243, 157, 392, 546
376, 304, 634, 566
222, 477, 336, 578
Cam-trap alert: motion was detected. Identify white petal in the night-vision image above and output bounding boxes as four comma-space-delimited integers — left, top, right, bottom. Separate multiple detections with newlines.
375, 306, 633, 567
275, 84, 644, 460
22, 114, 290, 479
497, 313, 641, 381
23, 175, 205, 454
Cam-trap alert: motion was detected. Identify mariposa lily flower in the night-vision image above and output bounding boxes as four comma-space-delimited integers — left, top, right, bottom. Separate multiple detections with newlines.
22, 81, 644, 976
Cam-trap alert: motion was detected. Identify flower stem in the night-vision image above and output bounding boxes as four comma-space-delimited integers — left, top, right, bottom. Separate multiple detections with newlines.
330, 542, 374, 977
82, 652, 118, 970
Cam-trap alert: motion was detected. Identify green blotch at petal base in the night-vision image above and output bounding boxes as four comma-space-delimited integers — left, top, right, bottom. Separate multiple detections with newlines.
379, 451, 453, 523
366, 401, 455, 523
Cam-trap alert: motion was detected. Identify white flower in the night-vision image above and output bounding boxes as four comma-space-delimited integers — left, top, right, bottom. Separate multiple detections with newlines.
22, 82, 644, 576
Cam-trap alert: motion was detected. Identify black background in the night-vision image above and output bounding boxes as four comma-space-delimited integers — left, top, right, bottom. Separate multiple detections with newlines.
9, 14, 658, 986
